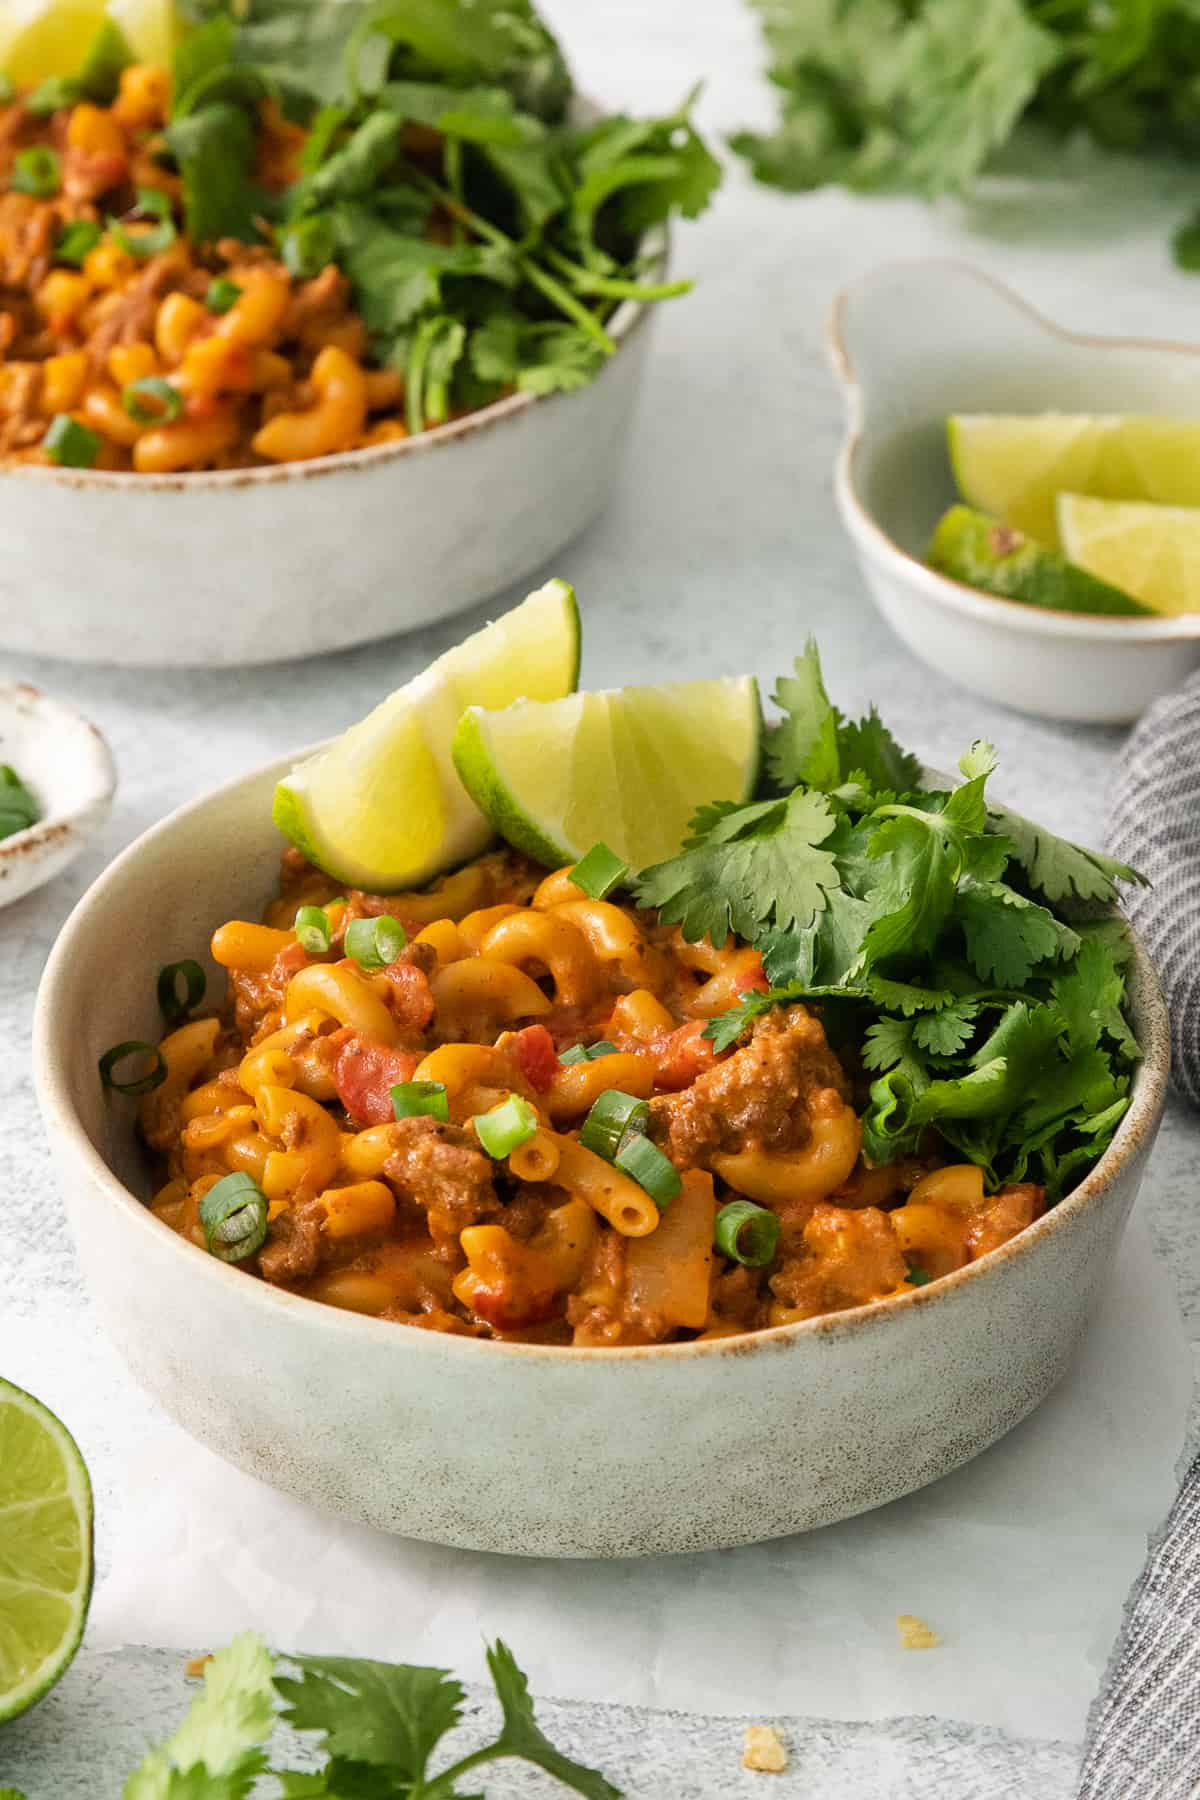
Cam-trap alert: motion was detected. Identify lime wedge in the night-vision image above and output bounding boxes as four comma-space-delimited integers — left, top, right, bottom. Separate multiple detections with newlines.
1057, 494, 1200, 616
107, 0, 178, 66
948, 414, 1200, 547
927, 505, 1152, 617
0, 1, 176, 87
451, 676, 763, 869
0, 1378, 93, 1724
0, 2, 110, 84
273, 580, 581, 890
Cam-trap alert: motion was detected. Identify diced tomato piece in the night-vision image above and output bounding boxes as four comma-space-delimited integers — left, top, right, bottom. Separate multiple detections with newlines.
468, 1282, 560, 1332
653, 1020, 719, 1092
333, 1033, 419, 1126
270, 940, 310, 984
381, 959, 435, 1034
512, 1023, 559, 1092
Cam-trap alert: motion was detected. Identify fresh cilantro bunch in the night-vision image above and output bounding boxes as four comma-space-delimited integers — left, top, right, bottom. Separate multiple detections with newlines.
168, 0, 721, 426
732, 0, 1200, 266
110, 1631, 620, 1798
635, 643, 1145, 1201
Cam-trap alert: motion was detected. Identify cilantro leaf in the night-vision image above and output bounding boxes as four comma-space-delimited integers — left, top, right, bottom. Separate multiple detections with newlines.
767, 640, 841, 789
767, 640, 922, 797
1053, 936, 1141, 1061
123, 1635, 276, 1800
274, 1656, 463, 1782
986, 801, 1147, 904
958, 880, 1063, 985
165, 103, 258, 243
733, 0, 1060, 197
912, 998, 980, 1056
862, 1014, 916, 1072
836, 708, 923, 797
866, 974, 955, 1016
636, 788, 842, 947
467, 1640, 622, 1800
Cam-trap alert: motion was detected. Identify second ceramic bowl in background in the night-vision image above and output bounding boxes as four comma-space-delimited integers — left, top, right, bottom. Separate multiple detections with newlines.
828, 261, 1200, 724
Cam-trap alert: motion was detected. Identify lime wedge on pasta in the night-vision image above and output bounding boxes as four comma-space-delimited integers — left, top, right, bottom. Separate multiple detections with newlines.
108, 0, 178, 66
0, 1378, 93, 1724
0, 0, 174, 84
451, 676, 763, 869
1057, 494, 1200, 615
948, 414, 1200, 546
273, 580, 581, 890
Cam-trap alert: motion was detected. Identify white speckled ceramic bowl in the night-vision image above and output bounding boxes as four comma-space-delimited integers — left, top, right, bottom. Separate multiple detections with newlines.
0, 228, 662, 671
34, 749, 1169, 1556
828, 261, 1200, 725
0, 683, 115, 908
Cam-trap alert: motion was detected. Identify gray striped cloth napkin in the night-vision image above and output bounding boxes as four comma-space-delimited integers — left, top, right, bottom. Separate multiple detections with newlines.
1076, 668, 1200, 1798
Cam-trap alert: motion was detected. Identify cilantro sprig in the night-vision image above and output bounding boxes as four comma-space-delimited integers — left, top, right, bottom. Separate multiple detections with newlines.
635, 641, 1146, 1201
165, 0, 720, 425
733, 0, 1200, 268
121, 1632, 620, 1799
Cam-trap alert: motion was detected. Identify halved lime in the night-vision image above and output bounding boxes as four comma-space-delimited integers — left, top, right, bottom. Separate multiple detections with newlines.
1057, 494, 1200, 616
0, 1379, 93, 1723
927, 504, 1152, 616
451, 676, 763, 869
948, 414, 1200, 546
273, 580, 581, 890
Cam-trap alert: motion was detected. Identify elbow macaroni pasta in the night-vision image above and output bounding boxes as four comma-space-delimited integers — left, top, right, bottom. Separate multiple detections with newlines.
134, 846, 1046, 1345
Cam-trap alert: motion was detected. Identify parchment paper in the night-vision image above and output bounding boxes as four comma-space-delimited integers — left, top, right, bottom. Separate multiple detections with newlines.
3, 1207, 1187, 1749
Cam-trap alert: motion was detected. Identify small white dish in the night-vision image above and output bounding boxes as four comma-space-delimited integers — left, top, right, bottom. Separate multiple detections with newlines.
0, 684, 115, 907
827, 260, 1200, 725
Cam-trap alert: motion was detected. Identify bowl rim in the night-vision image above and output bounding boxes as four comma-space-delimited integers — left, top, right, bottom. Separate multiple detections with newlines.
827, 256, 1200, 645
34, 737, 1171, 1364
3, 222, 665, 497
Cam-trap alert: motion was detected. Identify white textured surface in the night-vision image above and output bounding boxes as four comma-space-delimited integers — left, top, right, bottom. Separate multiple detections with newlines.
5, 1, 1200, 1794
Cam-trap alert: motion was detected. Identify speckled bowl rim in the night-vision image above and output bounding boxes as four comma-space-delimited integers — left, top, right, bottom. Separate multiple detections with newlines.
34, 742, 1171, 1363
0, 681, 116, 876
827, 257, 1200, 644
3, 218, 665, 495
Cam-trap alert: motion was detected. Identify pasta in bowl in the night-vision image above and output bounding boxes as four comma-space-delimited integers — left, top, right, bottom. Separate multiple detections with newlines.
126, 845, 1054, 1346
35, 752, 1168, 1554
0, 5, 712, 664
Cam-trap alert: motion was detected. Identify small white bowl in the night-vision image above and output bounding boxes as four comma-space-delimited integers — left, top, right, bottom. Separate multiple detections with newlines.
0, 224, 662, 671
0, 683, 115, 907
827, 261, 1200, 725
33, 743, 1169, 1557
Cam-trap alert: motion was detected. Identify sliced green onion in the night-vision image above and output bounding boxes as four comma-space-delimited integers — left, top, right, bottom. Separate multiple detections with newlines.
294, 904, 333, 955
714, 1199, 780, 1268
907, 1267, 933, 1287
557, 1040, 619, 1067
43, 414, 101, 469
473, 1093, 538, 1159
579, 1089, 649, 1161
55, 218, 102, 266
614, 1133, 681, 1208
12, 146, 61, 197
568, 841, 629, 900
157, 959, 206, 1024
109, 187, 176, 259
199, 1171, 269, 1264
26, 76, 79, 116
391, 1080, 449, 1122
122, 376, 182, 424
99, 1040, 167, 1096
344, 915, 407, 969
205, 277, 241, 314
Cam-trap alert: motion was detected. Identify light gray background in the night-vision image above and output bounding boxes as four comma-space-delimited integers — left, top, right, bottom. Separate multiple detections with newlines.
4, 2, 1200, 1794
